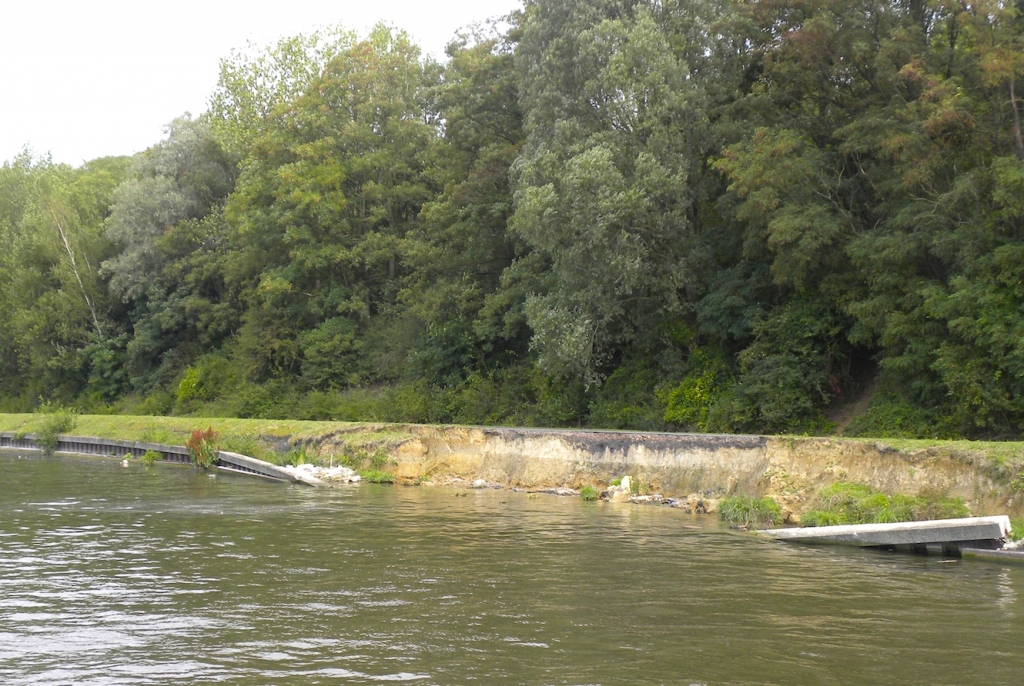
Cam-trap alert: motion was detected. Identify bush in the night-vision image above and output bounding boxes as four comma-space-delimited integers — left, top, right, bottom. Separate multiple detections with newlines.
186, 427, 219, 470
718, 300, 854, 434
580, 485, 599, 501
661, 349, 732, 432
843, 396, 956, 439
587, 357, 668, 430
800, 482, 968, 526
718, 495, 783, 528
630, 476, 643, 496
140, 449, 161, 466
218, 435, 280, 463
35, 403, 78, 455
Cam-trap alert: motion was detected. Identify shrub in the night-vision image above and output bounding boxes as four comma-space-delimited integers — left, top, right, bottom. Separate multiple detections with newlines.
580, 485, 599, 501
719, 300, 854, 434
186, 427, 219, 470
661, 349, 732, 432
35, 403, 78, 455
140, 449, 161, 466
587, 357, 667, 430
218, 435, 280, 464
718, 495, 783, 528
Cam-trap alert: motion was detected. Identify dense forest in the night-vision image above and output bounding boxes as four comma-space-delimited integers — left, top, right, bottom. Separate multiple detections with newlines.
3, 0, 1024, 439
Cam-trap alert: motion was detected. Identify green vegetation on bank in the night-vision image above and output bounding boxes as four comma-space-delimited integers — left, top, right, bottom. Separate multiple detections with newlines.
5, 414, 1024, 487
3, 1, 1024, 438
719, 496, 784, 529
186, 427, 219, 470
140, 449, 161, 466
0, 413, 414, 468
800, 483, 969, 527
33, 404, 78, 455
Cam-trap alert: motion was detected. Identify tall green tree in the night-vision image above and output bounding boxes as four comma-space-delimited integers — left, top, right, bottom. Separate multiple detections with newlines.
102, 115, 239, 391
209, 26, 357, 156
398, 21, 528, 388
0, 153, 128, 405
225, 26, 441, 387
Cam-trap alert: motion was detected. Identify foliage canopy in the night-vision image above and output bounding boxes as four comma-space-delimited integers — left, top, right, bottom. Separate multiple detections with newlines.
4, 2, 1024, 439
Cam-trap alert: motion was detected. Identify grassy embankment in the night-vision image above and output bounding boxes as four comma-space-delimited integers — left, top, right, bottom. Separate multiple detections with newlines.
0, 413, 411, 473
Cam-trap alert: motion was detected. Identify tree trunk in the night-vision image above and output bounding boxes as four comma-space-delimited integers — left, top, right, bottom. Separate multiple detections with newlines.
1010, 80, 1024, 160
52, 211, 103, 337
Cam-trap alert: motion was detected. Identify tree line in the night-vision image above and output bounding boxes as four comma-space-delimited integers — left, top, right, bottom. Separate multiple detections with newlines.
3, 0, 1023, 439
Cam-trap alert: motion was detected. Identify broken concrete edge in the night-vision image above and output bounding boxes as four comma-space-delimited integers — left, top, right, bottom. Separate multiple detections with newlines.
961, 548, 1024, 564
760, 516, 1012, 547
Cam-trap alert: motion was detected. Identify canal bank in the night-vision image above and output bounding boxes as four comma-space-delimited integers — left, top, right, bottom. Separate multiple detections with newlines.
1, 413, 1022, 520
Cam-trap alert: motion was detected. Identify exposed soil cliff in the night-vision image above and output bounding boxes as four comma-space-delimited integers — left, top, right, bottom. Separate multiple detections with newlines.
315, 425, 1023, 518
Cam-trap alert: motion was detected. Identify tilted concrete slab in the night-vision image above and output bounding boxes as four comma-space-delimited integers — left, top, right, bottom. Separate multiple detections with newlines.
762, 516, 1011, 547
217, 450, 323, 487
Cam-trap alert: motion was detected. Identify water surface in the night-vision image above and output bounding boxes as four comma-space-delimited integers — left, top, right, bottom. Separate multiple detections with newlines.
1, 452, 1021, 684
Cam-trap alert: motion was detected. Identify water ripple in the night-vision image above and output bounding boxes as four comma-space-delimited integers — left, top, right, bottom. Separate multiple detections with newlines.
2, 452, 1024, 684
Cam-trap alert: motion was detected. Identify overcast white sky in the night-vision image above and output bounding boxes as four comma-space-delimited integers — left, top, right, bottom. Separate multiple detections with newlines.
1, 0, 521, 167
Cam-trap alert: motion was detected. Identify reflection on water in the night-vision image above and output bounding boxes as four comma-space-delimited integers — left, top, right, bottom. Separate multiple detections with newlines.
1, 451, 1022, 685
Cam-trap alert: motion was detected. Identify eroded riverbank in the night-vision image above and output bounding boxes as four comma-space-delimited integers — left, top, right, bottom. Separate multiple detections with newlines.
2, 413, 1022, 519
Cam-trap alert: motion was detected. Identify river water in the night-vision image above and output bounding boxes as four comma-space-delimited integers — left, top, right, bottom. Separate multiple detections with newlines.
1, 452, 1022, 685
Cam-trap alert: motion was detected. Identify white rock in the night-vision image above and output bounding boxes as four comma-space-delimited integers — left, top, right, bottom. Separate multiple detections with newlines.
283, 463, 361, 483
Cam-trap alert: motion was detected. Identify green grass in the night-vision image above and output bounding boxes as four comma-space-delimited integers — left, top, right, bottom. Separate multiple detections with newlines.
718, 495, 783, 528
359, 469, 397, 484
1011, 517, 1024, 543
800, 482, 969, 527
0, 413, 416, 466
580, 485, 599, 501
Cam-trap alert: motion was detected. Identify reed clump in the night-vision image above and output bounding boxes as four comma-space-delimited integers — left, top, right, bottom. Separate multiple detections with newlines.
718, 495, 783, 528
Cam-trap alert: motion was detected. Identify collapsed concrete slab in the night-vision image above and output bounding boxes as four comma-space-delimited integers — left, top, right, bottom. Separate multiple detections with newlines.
762, 516, 1012, 553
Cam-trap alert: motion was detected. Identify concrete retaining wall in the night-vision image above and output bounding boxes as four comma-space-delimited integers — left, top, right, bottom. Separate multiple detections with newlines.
0, 431, 307, 484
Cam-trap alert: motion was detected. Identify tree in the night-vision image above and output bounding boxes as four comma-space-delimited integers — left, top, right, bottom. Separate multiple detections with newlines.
0, 153, 128, 405
225, 26, 441, 387
512, 0, 722, 385
209, 26, 357, 155
101, 115, 239, 391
